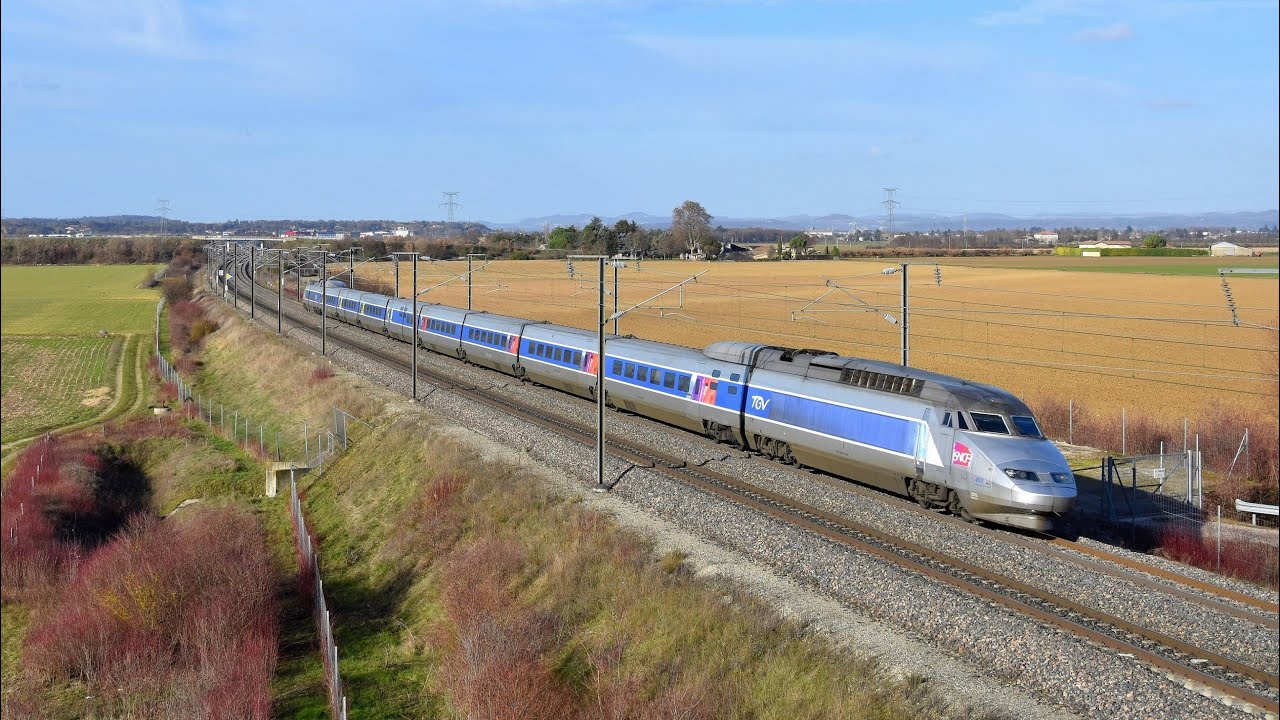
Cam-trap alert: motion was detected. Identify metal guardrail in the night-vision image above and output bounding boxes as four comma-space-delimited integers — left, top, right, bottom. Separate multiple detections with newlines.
1235, 499, 1280, 526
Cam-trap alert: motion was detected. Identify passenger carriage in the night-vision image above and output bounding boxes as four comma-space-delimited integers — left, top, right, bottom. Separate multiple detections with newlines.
518, 324, 602, 397
602, 338, 748, 440
457, 312, 527, 375
384, 298, 421, 344
418, 305, 467, 358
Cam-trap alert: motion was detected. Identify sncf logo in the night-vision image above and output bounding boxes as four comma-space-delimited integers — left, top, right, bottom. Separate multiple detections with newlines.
952, 442, 973, 468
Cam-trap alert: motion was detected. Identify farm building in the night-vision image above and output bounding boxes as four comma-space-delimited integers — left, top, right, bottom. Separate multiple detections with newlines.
1078, 240, 1132, 249
1210, 241, 1252, 256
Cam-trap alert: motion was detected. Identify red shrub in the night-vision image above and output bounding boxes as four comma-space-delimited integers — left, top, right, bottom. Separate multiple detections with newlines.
0, 438, 98, 602
309, 366, 336, 385
1155, 524, 1279, 589
22, 506, 278, 718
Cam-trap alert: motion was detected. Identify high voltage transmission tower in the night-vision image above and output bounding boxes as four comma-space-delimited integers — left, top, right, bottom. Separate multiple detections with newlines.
882, 188, 900, 248
440, 192, 462, 224
156, 198, 171, 236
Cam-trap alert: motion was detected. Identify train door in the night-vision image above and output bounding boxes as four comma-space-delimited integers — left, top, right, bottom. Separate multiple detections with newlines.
938, 410, 961, 488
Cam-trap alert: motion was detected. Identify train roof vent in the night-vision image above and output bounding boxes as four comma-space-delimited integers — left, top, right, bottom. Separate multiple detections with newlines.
704, 341, 771, 365
839, 368, 925, 397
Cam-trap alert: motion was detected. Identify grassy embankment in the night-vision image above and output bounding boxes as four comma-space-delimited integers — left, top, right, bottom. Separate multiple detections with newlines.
194, 295, 989, 719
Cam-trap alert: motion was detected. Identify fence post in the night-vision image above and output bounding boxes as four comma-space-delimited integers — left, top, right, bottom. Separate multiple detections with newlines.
1216, 505, 1222, 570
1121, 407, 1126, 456
1068, 399, 1073, 445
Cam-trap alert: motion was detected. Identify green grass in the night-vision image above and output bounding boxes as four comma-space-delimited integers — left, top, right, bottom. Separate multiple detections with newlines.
0, 265, 161, 335
0, 336, 121, 444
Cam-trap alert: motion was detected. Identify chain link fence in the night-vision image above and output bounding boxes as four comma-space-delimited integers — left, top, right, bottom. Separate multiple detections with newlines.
1074, 450, 1203, 527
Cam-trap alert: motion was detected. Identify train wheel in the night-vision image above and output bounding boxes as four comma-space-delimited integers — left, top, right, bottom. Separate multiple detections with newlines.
909, 479, 931, 509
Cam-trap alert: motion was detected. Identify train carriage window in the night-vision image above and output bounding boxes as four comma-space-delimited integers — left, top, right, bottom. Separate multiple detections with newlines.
678, 376, 690, 392
635, 365, 647, 381
942, 412, 953, 428
554, 347, 563, 362
1010, 416, 1043, 438
727, 385, 738, 395
611, 360, 623, 375
624, 363, 635, 379
958, 413, 970, 430
649, 368, 661, 385
730, 373, 740, 382
712, 370, 722, 378
662, 373, 675, 389
573, 351, 582, 366
969, 412, 1009, 434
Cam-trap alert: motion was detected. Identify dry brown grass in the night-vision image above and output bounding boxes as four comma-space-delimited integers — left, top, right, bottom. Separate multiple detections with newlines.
349, 258, 1277, 421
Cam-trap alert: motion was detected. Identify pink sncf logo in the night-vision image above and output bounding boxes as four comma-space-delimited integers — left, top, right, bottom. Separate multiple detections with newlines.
951, 442, 973, 468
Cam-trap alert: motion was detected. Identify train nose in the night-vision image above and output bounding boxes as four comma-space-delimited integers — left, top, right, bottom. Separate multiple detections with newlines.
1009, 481, 1076, 512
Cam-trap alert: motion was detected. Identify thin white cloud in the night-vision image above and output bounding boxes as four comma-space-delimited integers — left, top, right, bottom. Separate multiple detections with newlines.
867, 145, 886, 158
976, 0, 1102, 26
1069, 22, 1134, 42
1148, 97, 1196, 109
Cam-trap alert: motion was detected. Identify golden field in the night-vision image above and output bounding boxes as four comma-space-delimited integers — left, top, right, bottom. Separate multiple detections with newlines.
349, 257, 1278, 421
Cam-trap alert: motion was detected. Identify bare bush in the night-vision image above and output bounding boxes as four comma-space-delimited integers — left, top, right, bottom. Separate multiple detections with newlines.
22, 506, 278, 719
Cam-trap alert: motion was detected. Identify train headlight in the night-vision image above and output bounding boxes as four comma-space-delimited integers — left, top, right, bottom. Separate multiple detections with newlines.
1003, 468, 1038, 481
1051, 472, 1073, 484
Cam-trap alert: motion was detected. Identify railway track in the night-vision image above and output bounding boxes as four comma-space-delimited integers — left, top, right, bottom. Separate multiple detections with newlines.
217, 266, 1280, 714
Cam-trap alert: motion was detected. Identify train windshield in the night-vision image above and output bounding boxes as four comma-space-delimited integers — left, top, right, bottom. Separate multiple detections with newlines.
1010, 415, 1043, 438
968, 412, 1010, 435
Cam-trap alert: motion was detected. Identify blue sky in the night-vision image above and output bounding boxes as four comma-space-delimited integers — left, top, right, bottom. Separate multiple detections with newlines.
2, 0, 1276, 223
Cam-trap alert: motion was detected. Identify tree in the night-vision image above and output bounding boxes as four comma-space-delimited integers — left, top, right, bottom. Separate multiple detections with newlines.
671, 201, 712, 257
547, 226, 577, 250
1143, 233, 1168, 248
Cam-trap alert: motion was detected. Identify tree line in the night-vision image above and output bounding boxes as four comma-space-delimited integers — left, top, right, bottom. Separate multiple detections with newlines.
1, 236, 205, 265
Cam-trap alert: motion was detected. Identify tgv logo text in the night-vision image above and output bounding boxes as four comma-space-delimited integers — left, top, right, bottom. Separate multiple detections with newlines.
750, 395, 771, 412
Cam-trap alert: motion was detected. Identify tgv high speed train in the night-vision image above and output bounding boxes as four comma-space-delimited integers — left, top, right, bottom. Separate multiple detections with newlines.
300, 280, 1076, 531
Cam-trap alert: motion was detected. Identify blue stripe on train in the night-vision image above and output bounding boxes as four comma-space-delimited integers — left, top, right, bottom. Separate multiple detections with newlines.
745, 388, 917, 456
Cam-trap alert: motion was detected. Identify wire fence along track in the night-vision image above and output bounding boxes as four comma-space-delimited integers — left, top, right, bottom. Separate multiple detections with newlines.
219, 266, 1280, 714
290, 472, 348, 720
158, 296, 358, 720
